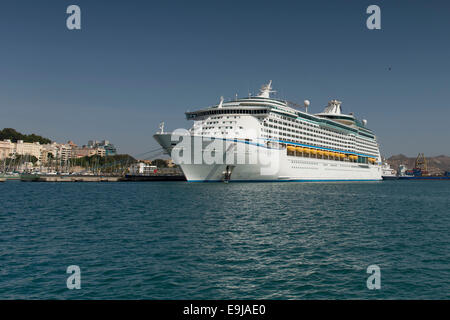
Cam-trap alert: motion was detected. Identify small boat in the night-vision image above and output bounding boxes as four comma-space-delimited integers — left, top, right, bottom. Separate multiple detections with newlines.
0, 172, 20, 180
20, 173, 41, 182
382, 162, 398, 180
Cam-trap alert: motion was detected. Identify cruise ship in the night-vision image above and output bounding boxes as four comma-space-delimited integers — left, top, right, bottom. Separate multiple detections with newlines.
154, 82, 382, 182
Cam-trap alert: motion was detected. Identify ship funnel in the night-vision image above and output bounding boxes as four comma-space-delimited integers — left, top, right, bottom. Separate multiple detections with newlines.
257, 80, 276, 98
323, 100, 342, 114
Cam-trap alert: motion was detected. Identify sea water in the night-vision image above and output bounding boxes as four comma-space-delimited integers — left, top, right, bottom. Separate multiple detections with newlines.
0, 180, 449, 299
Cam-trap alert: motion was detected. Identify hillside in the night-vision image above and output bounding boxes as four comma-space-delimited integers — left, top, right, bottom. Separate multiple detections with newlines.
0, 128, 52, 144
387, 154, 450, 175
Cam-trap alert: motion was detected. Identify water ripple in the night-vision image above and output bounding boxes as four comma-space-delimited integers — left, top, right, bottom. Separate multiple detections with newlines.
0, 180, 449, 299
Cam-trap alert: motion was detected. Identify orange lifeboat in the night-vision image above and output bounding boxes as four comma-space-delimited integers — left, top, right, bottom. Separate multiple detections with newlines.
287, 145, 296, 152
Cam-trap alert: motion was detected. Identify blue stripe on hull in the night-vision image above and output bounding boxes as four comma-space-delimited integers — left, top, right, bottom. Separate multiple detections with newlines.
187, 179, 381, 183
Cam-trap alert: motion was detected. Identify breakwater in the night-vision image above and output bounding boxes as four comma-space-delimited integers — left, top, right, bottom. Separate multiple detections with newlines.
19, 173, 186, 182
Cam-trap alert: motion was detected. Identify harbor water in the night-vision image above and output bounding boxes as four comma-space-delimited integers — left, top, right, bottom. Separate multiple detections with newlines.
0, 180, 449, 299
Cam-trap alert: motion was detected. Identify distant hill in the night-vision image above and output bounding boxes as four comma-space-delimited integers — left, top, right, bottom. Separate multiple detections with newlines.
0, 128, 52, 144
387, 154, 450, 174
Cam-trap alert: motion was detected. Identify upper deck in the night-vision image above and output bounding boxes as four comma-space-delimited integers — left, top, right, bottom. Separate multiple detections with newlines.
184, 82, 375, 139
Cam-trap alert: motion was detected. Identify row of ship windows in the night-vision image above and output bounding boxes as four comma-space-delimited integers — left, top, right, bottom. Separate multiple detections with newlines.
287, 150, 375, 164
261, 134, 353, 154
202, 114, 375, 149
209, 116, 241, 120
205, 120, 236, 125
267, 114, 349, 137
265, 118, 376, 146
260, 133, 378, 157
261, 126, 378, 152
263, 124, 356, 145
197, 132, 378, 156
273, 112, 376, 139
196, 110, 374, 141
198, 130, 378, 154
355, 141, 379, 152
261, 132, 348, 149
266, 115, 376, 146
200, 132, 239, 136
187, 109, 268, 119
194, 131, 378, 157
196, 113, 378, 155
203, 126, 244, 130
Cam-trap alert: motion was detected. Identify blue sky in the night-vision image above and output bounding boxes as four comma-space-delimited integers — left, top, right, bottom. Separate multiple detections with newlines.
0, 0, 449, 157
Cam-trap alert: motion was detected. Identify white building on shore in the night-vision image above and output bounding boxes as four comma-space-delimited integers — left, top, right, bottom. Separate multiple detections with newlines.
129, 162, 157, 175
0, 138, 116, 167
0, 139, 14, 160
15, 140, 43, 162
0, 139, 42, 162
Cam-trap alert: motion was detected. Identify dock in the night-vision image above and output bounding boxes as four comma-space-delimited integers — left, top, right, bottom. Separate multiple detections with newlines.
398, 176, 450, 180
123, 174, 186, 181
20, 174, 122, 182
19, 173, 186, 182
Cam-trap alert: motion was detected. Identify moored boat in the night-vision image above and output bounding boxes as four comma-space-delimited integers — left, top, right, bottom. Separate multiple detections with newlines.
382, 162, 398, 180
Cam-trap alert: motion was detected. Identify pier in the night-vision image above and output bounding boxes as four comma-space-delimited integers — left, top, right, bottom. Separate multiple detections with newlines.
18, 172, 187, 182
20, 174, 122, 182
123, 174, 186, 181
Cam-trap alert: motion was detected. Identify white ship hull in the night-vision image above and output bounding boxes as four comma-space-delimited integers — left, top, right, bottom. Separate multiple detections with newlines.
154, 133, 382, 182
154, 82, 384, 182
